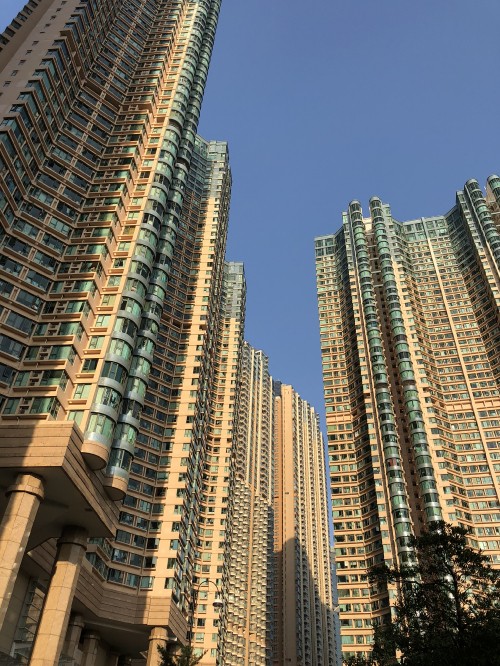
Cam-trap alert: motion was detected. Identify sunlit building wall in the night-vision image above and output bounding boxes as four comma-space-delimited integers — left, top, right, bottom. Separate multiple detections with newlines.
220, 343, 274, 665
190, 261, 246, 664
0, 0, 236, 662
0, 1, 340, 664
221, 355, 337, 666
273, 382, 337, 666
315, 177, 500, 659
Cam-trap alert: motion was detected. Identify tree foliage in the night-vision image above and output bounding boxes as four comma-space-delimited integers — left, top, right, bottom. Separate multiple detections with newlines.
350, 522, 500, 666
343, 655, 376, 666
157, 644, 206, 666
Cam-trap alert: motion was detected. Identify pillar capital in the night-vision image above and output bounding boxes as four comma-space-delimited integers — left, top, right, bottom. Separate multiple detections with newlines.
146, 626, 168, 666
149, 626, 168, 641
6, 473, 44, 501
81, 631, 101, 666
68, 612, 85, 630
58, 525, 89, 548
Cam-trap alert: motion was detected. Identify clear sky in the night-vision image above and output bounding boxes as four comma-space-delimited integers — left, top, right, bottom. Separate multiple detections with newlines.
2, 1, 500, 425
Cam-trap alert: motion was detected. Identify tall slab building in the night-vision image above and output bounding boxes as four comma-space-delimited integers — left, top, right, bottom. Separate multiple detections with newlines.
220, 344, 338, 666
0, 0, 246, 663
0, 1, 340, 664
273, 382, 337, 666
221, 343, 274, 665
191, 261, 246, 664
315, 178, 500, 660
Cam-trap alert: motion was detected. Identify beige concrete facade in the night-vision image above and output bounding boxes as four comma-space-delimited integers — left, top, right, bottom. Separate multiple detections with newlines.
1, 1, 339, 664
0, 473, 44, 629
187, 262, 245, 664
220, 352, 338, 666
221, 344, 273, 665
315, 179, 500, 659
30, 527, 89, 666
0, 0, 243, 663
0, 421, 117, 663
145, 627, 168, 666
273, 384, 337, 666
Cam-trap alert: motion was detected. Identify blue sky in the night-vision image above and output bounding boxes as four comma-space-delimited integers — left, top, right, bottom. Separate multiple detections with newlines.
2, 1, 500, 423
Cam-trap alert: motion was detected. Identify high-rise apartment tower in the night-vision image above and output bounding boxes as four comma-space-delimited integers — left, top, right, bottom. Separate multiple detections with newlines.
315, 178, 500, 659
221, 343, 274, 665
273, 382, 336, 666
0, 1, 339, 664
0, 0, 239, 663
220, 344, 337, 666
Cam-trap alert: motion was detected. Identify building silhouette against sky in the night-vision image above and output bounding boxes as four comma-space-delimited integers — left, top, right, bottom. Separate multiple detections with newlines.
316, 178, 500, 659
0, 0, 338, 664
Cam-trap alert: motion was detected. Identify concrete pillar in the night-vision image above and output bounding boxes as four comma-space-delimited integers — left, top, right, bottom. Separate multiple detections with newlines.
81, 631, 101, 666
29, 526, 88, 666
146, 627, 168, 666
106, 653, 120, 666
62, 613, 85, 661
0, 473, 44, 630
171, 641, 182, 658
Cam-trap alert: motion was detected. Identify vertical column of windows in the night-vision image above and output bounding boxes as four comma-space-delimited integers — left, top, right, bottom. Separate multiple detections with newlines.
370, 198, 442, 526
316, 232, 382, 658
348, 202, 415, 561
85, 1, 223, 492
0, 0, 135, 419
465, 179, 500, 268
192, 264, 245, 663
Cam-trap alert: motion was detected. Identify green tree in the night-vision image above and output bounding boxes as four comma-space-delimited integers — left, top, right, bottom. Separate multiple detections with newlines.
364, 521, 500, 666
343, 655, 376, 666
157, 644, 206, 666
